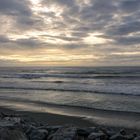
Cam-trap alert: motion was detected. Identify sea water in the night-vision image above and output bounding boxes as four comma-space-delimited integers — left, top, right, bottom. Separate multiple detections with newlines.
0, 66, 140, 113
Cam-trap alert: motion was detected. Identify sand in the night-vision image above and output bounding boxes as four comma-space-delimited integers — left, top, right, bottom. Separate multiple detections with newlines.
0, 105, 140, 134
0, 106, 93, 127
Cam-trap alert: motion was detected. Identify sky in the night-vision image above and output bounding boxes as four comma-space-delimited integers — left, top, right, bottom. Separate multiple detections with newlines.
0, 0, 140, 66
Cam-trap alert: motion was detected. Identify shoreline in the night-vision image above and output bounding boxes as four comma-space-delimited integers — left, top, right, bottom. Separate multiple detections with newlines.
0, 106, 140, 139
0, 106, 94, 127
0, 106, 140, 133
0, 97, 140, 131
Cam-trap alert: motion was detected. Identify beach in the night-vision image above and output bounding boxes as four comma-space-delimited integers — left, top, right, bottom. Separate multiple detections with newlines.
1, 103, 140, 131
0, 106, 140, 140
0, 106, 93, 127
0, 67, 140, 139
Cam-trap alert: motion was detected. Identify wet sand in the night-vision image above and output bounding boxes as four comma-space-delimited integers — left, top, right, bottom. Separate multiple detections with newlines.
0, 106, 93, 127
0, 104, 140, 134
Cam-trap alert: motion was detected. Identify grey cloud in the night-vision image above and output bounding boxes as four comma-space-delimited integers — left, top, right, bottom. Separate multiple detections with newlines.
96, 34, 140, 46
119, 0, 140, 13
15, 38, 45, 47
0, 0, 44, 31
0, 35, 10, 43
15, 15, 44, 30
79, 0, 117, 22
0, 36, 46, 49
106, 21, 140, 36
73, 26, 94, 34
41, 0, 116, 35
0, 35, 42, 47
42, 0, 80, 21
71, 32, 88, 37
90, 0, 117, 13
116, 36, 140, 45
43, 34, 82, 42
62, 44, 86, 50
0, 0, 31, 16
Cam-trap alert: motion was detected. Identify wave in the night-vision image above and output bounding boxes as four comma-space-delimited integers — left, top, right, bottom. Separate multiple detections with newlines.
61, 70, 140, 75
32, 80, 78, 84
1, 73, 140, 79
0, 86, 139, 96
0, 95, 140, 115
1, 74, 43, 79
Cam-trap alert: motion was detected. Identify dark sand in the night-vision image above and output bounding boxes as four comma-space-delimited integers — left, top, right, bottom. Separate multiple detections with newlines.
1, 106, 140, 134
0, 96, 140, 132
0, 106, 93, 127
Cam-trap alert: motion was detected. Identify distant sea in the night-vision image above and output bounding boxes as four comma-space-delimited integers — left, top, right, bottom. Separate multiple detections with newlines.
0, 66, 140, 114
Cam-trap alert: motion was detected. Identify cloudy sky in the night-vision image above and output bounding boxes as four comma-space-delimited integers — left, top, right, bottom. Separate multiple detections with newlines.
0, 0, 140, 66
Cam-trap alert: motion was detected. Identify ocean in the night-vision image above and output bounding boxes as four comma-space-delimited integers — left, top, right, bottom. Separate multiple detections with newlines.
0, 66, 140, 115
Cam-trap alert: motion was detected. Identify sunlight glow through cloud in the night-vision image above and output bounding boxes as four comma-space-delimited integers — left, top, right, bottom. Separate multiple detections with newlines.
0, 0, 139, 66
